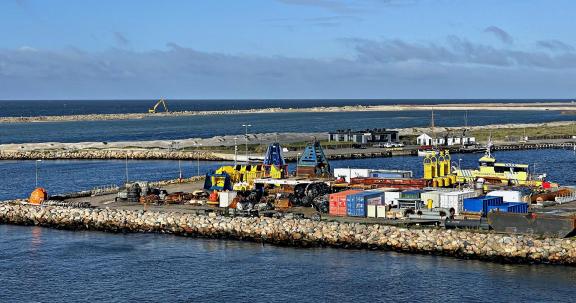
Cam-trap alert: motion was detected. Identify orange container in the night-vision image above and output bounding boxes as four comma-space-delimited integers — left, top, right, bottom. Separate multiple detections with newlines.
29, 188, 47, 205
329, 189, 361, 217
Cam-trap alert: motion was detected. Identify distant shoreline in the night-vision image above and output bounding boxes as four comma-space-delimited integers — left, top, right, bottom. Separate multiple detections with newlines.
1, 102, 575, 124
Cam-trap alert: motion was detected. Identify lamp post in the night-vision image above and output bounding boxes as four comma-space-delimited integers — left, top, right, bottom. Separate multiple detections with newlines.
458, 158, 462, 170
35, 159, 42, 188
242, 124, 252, 163
125, 154, 129, 185
233, 137, 238, 166
193, 143, 202, 176
296, 152, 301, 175
171, 141, 182, 180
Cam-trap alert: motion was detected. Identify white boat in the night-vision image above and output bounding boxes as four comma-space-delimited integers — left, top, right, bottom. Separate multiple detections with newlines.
418, 148, 438, 157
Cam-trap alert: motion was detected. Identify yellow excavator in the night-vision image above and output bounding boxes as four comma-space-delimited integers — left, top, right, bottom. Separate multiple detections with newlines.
148, 97, 169, 113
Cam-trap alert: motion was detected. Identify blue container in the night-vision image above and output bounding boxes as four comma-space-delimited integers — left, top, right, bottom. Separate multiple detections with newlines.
346, 192, 384, 217
463, 198, 484, 212
463, 196, 504, 214
507, 202, 529, 213
487, 204, 509, 213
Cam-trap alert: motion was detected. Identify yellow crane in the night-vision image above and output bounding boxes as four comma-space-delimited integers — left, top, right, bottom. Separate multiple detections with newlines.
148, 97, 169, 113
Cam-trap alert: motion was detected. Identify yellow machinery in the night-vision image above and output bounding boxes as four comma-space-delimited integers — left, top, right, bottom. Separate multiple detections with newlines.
423, 150, 455, 187
212, 142, 289, 191
215, 164, 286, 190
148, 97, 169, 113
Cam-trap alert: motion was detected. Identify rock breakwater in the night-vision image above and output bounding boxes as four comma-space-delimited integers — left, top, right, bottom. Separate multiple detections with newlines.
0, 149, 223, 161
1, 203, 575, 265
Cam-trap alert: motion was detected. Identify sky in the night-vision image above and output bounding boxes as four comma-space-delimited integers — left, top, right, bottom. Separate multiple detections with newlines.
0, 0, 575, 100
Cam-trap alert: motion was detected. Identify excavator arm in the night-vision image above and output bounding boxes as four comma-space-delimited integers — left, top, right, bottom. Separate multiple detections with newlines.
148, 98, 169, 113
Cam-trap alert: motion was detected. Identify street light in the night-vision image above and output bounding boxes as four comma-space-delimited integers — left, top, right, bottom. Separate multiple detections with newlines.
242, 124, 252, 163
458, 158, 462, 170
296, 152, 301, 175
193, 143, 202, 176
35, 159, 42, 188
233, 137, 238, 166
170, 141, 182, 180
125, 154, 129, 185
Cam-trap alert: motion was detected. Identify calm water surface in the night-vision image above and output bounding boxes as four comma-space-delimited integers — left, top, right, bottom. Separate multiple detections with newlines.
1, 224, 575, 303
1, 110, 574, 144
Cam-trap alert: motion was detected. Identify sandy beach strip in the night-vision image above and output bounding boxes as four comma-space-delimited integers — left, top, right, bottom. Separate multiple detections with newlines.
2, 121, 574, 152
1, 102, 575, 124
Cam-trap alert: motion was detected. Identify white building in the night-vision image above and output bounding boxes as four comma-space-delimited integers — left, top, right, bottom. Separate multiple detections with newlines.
417, 133, 475, 146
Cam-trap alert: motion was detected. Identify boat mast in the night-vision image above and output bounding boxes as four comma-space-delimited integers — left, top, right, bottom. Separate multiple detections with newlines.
486, 132, 493, 158
431, 110, 436, 147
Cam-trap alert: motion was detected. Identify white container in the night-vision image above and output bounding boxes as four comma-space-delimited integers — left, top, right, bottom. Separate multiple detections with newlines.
367, 205, 377, 218
383, 191, 400, 206
486, 190, 523, 203
219, 191, 238, 208
376, 205, 387, 218
333, 168, 370, 182
421, 191, 441, 208
439, 190, 476, 215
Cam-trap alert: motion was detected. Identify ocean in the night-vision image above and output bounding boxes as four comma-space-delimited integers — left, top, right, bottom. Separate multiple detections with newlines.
1, 110, 575, 144
1, 224, 575, 303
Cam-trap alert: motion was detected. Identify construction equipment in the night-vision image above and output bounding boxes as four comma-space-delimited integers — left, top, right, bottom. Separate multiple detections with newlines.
296, 140, 331, 177
148, 97, 169, 113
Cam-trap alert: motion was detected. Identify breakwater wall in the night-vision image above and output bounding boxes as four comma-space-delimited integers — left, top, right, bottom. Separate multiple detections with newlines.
0, 149, 224, 161
1, 203, 575, 265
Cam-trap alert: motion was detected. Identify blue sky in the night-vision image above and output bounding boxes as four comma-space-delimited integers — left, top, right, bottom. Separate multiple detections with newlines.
1, 0, 575, 99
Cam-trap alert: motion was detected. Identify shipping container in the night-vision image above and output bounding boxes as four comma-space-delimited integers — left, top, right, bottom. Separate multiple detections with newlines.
219, 191, 238, 208
382, 191, 400, 206
369, 170, 412, 179
463, 196, 504, 214
346, 191, 385, 217
506, 202, 529, 213
439, 190, 476, 215
401, 189, 425, 199
329, 190, 361, 217
333, 168, 371, 182
486, 202, 529, 214
487, 204, 509, 213
360, 190, 386, 205
334, 168, 412, 182
486, 190, 524, 203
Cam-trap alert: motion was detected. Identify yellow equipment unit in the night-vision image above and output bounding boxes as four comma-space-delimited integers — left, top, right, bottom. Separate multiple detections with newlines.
423, 150, 453, 187
148, 97, 169, 113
